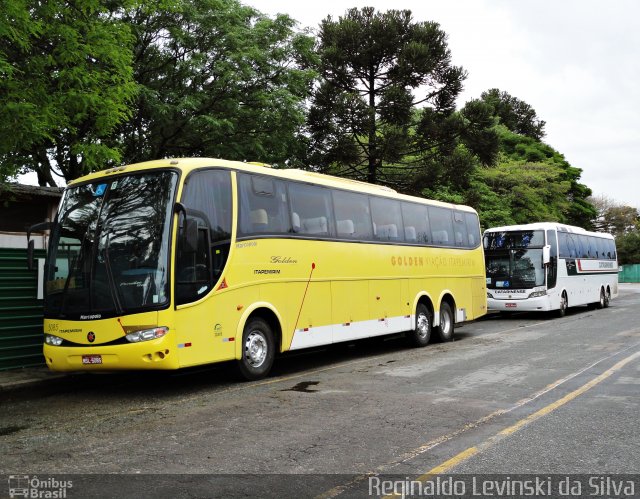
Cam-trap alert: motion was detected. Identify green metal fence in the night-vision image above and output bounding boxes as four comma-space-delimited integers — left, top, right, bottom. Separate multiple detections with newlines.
0, 247, 46, 370
619, 264, 640, 283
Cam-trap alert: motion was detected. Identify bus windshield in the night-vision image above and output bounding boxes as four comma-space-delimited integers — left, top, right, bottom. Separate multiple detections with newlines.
484, 230, 546, 290
485, 249, 545, 289
45, 171, 178, 319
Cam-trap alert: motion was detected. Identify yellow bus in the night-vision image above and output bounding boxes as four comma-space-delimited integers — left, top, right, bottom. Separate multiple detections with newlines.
33, 158, 487, 379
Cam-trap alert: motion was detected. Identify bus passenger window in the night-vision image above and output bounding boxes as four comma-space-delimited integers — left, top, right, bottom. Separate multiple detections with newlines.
288, 182, 333, 236
238, 173, 289, 236
370, 196, 403, 242
332, 190, 373, 240
401, 202, 430, 244
429, 206, 454, 246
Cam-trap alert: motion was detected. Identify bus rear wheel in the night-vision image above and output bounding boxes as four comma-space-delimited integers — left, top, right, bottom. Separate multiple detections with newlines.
237, 317, 275, 381
435, 302, 455, 342
407, 303, 432, 347
604, 289, 611, 308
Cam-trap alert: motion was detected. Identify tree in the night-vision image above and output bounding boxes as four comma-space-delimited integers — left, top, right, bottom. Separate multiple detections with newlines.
0, 0, 137, 185
116, 0, 317, 166
589, 194, 639, 236
616, 231, 640, 265
306, 7, 497, 192
480, 88, 546, 140
469, 126, 596, 229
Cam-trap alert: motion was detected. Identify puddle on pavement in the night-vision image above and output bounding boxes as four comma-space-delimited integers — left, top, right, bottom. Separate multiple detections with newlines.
0, 425, 27, 436
281, 381, 320, 393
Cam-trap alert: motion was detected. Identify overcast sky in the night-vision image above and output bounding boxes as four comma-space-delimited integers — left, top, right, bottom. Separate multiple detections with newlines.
248, 0, 640, 209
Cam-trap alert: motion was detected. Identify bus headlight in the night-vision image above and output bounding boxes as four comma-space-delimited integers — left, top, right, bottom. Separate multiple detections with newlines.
528, 290, 547, 299
487, 292, 494, 299
45, 334, 63, 346
125, 326, 169, 343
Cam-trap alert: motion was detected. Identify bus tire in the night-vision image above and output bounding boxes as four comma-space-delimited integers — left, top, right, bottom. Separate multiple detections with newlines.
407, 303, 432, 347
237, 317, 275, 381
596, 288, 606, 309
604, 289, 611, 308
435, 302, 455, 342
556, 292, 568, 318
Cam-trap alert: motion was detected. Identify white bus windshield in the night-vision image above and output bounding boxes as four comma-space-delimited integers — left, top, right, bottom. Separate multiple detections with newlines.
484, 230, 546, 289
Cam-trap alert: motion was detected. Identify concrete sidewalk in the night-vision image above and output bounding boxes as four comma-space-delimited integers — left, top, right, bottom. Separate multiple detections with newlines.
0, 365, 71, 396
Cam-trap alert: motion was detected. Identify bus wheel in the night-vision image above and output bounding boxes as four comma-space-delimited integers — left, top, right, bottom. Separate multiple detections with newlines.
407, 303, 432, 347
604, 289, 611, 308
435, 302, 455, 342
237, 317, 275, 381
556, 292, 568, 318
596, 288, 605, 309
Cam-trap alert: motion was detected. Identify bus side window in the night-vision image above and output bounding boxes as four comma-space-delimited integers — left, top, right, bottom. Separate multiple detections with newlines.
288, 182, 333, 237
464, 212, 480, 248
401, 202, 430, 244
558, 232, 569, 258
453, 211, 468, 247
238, 174, 290, 236
606, 239, 617, 260
332, 190, 373, 240
429, 206, 454, 246
370, 197, 403, 242
177, 169, 233, 305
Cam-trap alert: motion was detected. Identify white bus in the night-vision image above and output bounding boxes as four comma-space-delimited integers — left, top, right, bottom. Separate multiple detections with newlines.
483, 223, 618, 317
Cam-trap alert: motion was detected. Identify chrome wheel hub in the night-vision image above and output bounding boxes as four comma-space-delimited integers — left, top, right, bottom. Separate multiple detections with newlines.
416, 313, 429, 338
245, 331, 267, 368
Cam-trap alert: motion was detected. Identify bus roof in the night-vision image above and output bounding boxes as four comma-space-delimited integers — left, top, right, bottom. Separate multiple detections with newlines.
67, 157, 478, 213
484, 222, 614, 239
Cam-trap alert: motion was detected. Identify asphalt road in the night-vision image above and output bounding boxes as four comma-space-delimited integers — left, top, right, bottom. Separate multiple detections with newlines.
1, 286, 639, 498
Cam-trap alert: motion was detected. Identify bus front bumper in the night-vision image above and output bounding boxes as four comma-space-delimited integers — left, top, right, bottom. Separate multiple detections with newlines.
487, 295, 552, 312
43, 336, 179, 372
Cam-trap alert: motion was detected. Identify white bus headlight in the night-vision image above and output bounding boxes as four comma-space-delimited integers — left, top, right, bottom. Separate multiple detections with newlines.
528, 290, 546, 298
125, 326, 169, 343
45, 334, 63, 346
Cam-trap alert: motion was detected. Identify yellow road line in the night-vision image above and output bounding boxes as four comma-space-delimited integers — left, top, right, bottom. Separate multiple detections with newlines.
386, 350, 640, 498
317, 342, 640, 499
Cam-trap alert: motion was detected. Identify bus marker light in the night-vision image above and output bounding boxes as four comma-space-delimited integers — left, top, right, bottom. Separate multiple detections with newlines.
237, 305, 243, 311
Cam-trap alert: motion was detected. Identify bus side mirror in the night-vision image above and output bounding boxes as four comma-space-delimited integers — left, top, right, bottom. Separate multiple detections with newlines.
184, 218, 199, 253
174, 202, 199, 254
543, 245, 551, 264
26, 221, 53, 270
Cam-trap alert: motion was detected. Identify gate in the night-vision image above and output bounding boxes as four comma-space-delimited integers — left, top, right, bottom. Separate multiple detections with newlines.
0, 248, 46, 370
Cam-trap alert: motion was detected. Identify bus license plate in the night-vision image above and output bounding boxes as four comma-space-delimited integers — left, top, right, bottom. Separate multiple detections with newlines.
505, 303, 517, 308
82, 355, 102, 365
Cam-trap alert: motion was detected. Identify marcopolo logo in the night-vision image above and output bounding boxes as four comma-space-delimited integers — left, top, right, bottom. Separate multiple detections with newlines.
8, 475, 73, 498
